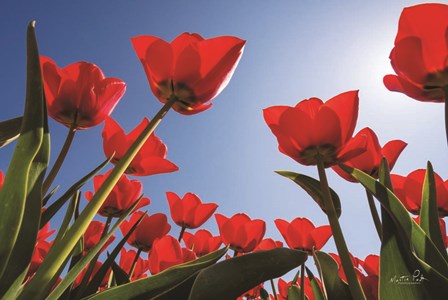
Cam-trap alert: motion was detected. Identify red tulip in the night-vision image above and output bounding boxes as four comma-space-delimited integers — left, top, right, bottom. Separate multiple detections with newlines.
277, 277, 320, 300
182, 229, 222, 257
0, 170, 4, 190
40, 56, 126, 129
27, 223, 56, 278
384, 4, 448, 102
131, 33, 245, 115
83, 221, 116, 254
120, 211, 171, 252
215, 213, 266, 253
166, 192, 218, 229
360, 255, 379, 300
102, 117, 178, 176
119, 248, 149, 280
237, 283, 264, 300
254, 238, 283, 251
85, 170, 150, 218
329, 252, 363, 283
391, 169, 448, 217
263, 90, 367, 167
148, 235, 197, 274
332, 127, 407, 181
275, 217, 332, 253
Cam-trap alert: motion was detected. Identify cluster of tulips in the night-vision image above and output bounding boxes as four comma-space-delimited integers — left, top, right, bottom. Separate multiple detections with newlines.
0, 2, 447, 300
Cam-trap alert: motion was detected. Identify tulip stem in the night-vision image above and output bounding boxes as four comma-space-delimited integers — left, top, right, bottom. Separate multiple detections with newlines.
365, 189, 382, 241
129, 248, 142, 280
42, 122, 77, 195
444, 87, 448, 146
315, 154, 366, 300
270, 279, 279, 300
300, 263, 305, 300
178, 226, 186, 242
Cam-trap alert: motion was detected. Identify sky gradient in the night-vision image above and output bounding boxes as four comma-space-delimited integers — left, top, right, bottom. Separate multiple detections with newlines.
1, 0, 446, 288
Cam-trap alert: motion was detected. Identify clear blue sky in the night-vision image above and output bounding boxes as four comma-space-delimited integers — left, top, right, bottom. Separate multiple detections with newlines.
1, 0, 446, 283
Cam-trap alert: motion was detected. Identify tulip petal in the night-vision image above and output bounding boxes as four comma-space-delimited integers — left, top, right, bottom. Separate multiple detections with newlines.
325, 90, 359, 144
391, 37, 428, 84
311, 225, 332, 250
382, 140, 407, 170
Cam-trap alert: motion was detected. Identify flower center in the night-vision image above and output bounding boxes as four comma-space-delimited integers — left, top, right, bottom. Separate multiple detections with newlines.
299, 145, 339, 167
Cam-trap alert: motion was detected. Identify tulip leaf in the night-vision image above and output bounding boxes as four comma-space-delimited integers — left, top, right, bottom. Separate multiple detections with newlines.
340, 163, 448, 298
376, 158, 425, 299
188, 248, 308, 300
313, 251, 352, 300
45, 198, 142, 300
83, 212, 146, 297
110, 260, 130, 286
0, 116, 22, 148
150, 272, 197, 300
419, 162, 447, 261
85, 246, 228, 300
0, 21, 45, 280
275, 171, 342, 218
305, 266, 326, 300
40, 156, 111, 229
287, 285, 301, 300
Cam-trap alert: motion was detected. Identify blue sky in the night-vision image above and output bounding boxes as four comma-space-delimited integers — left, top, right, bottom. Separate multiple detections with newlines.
1, 0, 446, 287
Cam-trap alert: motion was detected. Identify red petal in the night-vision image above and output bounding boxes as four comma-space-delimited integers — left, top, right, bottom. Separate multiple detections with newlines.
311, 225, 332, 250
325, 90, 359, 144
382, 140, 407, 171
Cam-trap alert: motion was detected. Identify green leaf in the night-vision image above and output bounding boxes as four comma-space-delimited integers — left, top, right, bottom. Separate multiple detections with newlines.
0, 116, 22, 148
305, 266, 326, 300
83, 211, 146, 296
86, 247, 228, 300
45, 199, 143, 300
376, 158, 424, 299
54, 191, 80, 242
150, 273, 197, 300
189, 248, 308, 300
276, 171, 342, 218
287, 285, 301, 300
0, 21, 44, 280
40, 156, 111, 229
110, 260, 130, 286
419, 162, 447, 261
314, 251, 352, 300
341, 163, 448, 298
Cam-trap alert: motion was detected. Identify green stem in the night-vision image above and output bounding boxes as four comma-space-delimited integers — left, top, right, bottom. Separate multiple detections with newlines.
270, 279, 279, 300
20, 97, 176, 300
444, 87, 448, 146
365, 189, 382, 241
128, 248, 142, 280
75, 216, 112, 299
178, 226, 186, 242
316, 154, 366, 300
42, 122, 77, 195
300, 263, 305, 300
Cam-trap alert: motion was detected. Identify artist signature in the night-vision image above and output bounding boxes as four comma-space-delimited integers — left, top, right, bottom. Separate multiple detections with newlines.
390, 270, 429, 285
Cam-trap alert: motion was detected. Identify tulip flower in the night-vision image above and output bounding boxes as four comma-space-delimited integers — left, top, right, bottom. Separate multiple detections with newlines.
182, 229, 222, 257
238, 283, 264, 300
329, 253, 364, 283
73, 261, 110, 289
391, 169, 448, 217
166, 192, 218, 230
359, 255, 379, 300
119, 248, 149, 280
83, 221, 116, 254
40, 56, 126, 129
215, 213, 266, 253
254, 238, 283, 251
0, 171, 4, 190
85, 170, 150, 218
120, 211, 171, 252
276, 277, 320, 300
383, 4, 448, 103
263, 90, 366, 167
332, 127, 407, 181
102, 117, 178, 176
148, 235, 197, 275
131, 33, 245, 115
26, 223, 55, 278
275, 217, 332, 253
